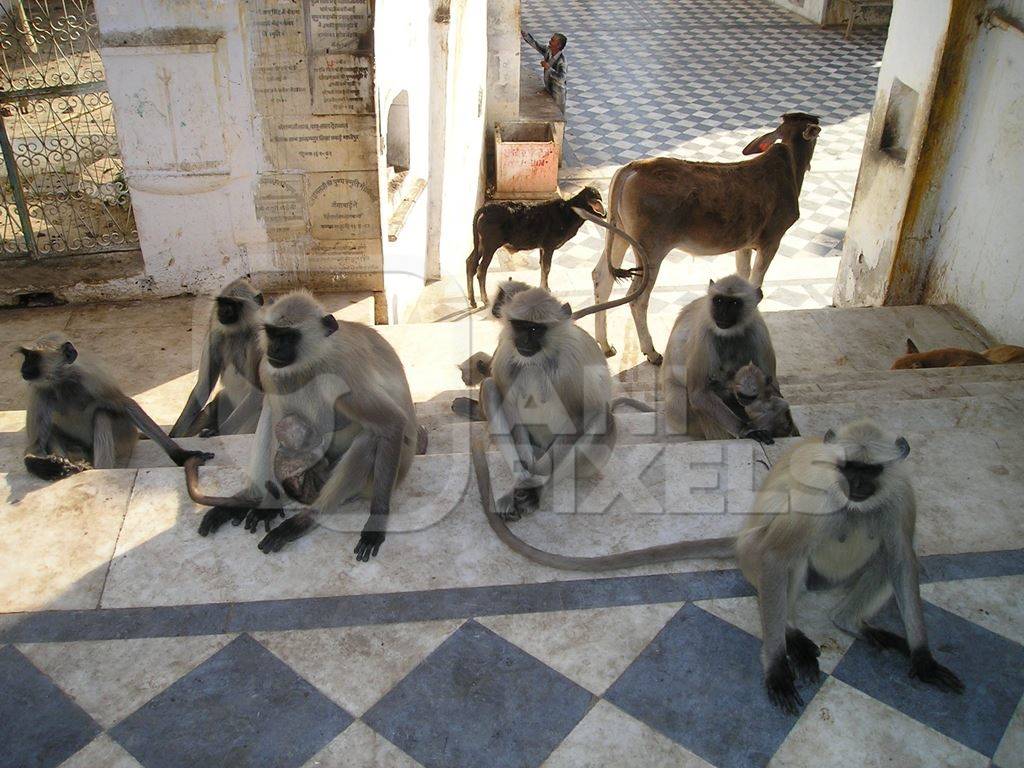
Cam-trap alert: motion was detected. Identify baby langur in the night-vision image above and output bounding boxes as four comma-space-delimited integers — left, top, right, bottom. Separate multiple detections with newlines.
171, 277, 265, 437
19, 333, 209, 479
272, 413, 330, 506
479, 285, 650, 521
737, 420, 963, 713
195, 291, 418, 561
662, 275, 777, 441
729, 362, 798, 442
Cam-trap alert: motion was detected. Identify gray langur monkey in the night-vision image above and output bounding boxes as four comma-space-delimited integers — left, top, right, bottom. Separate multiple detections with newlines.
193, 291, 418, 561
729, 362, 798, 442
170, 277, 265, 438
475, 285, 651, 521
737, 420, 963, 712
454, 280, 533, 421
19, 333, 210, 480
662, 275, 777, 442
472, 417, 964, 714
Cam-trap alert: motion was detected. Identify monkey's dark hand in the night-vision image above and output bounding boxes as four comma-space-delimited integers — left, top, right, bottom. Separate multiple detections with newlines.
354, 530, 385, 562
198, 505, 249, 536
175, 450, 215, 467
243, 508, 285, 533
497, 486, 540, 521
765, 656, 803, 715
258, 512, 315, 554
741, 427, 775, 445
909, 648, 964, 693
24, 454, 90, 481
786, 628, 821, 682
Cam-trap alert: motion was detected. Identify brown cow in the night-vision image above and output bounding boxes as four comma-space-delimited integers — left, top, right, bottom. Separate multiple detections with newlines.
592, 113, 820, 364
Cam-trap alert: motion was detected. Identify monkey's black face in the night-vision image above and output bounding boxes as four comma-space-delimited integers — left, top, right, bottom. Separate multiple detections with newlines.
264, 325, 301, 368
711, 294, 744, 329
216, 297, 243, 326
19, 349, 40, 381
840, 461, 883, 502
510, 320, 548, 357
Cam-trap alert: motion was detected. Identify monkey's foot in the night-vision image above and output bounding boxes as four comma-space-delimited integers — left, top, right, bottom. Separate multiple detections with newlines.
416, 424, 429, 455
24, 454, 90, 481
862, 625, 910, 654
646, 351, 663, 366
198, 428, 219, 438
354, 530, 385, 562
258, 512, 315, 553
909, 648, 964, 693
764, 656, 803, 715
786, 628, 821, 681
603, 345, 618, 358
198, 505, 249, 536
243, 508, 286, 533
497, 486, 540, 521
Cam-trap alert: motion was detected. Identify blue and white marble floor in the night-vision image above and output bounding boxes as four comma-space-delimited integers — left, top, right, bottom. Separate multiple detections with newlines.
2, 552, 1022, 768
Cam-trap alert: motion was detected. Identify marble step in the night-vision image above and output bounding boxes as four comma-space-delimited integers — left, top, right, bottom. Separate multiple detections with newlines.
4, 425, 1022, 613
613, 363, 1024, 402
0, 438, 770, 612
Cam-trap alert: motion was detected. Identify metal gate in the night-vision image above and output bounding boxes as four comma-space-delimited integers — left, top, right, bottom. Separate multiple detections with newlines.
0, 0, 137, 259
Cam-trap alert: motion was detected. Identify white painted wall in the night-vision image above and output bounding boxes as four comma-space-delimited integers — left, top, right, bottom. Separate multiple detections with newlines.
376, 0, 487, 322
438, 0, 488, 279
922, 2, 1024, 341
767, 0, 828, 24
97, 2, 257, 295
833, 0, 952, 305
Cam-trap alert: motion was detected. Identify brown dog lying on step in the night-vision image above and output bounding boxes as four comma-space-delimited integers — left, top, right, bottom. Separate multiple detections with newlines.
891, 339, 1024, 369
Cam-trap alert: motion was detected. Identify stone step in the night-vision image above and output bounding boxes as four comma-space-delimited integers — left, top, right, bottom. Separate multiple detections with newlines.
5, 425, 1022, 613
613, 362, 1024, 402
0, 437, 769, 612
790, 394, 1023, 437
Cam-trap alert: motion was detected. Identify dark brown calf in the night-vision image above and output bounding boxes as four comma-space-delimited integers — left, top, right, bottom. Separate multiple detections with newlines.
465, 187, 605, 307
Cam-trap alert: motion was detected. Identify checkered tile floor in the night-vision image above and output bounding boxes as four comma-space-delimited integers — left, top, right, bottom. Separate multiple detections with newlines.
412, 0, 887, 324
4, 563, 1022, 767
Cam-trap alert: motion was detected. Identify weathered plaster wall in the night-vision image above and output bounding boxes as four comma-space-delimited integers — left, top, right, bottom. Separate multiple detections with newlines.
376, 0, 431, 319
922, 3, 1024, 341
833, 0, 953, 306
437, 0, 487, 281
486, 0, 521, 139
81, 0, 485, 315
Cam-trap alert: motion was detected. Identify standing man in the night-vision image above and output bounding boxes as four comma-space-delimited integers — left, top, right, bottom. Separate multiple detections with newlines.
521, 29, 567, 116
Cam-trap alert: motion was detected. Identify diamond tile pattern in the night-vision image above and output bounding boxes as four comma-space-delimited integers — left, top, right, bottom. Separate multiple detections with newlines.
108, 635, 352, 768
363, 620, 594, 768
6, 578, 1024, 768
832, 601, 1024, 758
0, 646, 100, 768
605, 603, 824, 768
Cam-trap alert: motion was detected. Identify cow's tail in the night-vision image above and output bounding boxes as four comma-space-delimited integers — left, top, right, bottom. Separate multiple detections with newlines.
603, 165, 637, 282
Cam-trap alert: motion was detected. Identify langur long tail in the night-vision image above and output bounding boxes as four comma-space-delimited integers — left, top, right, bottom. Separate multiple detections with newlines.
470, 427, 735, 571
568, 205, 651, 321
184, 455, 259, 508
